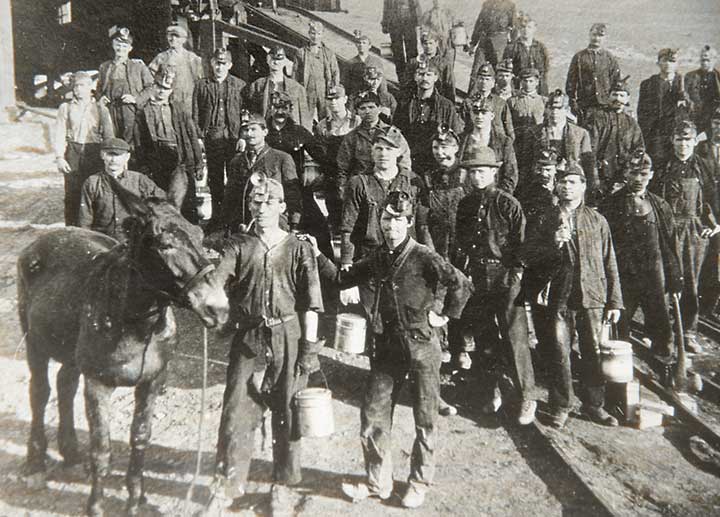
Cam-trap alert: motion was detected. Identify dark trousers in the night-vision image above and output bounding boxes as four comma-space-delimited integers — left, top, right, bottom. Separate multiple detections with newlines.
64, 142, 102, 226
699, 233, 720, 316
549, 307, 605, 410
205, 135, 236, 221
459, 274, 536, 402
530, 303, 554, 375
618, 267, 673, 356
676, 219, 708, 335
361, 333, 440, 492
389, 26, 418, 79
215, 327, 307, 487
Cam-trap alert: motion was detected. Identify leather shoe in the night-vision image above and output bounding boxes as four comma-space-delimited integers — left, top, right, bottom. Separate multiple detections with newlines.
684, 335, 703, 354
341, 482, 392, 502
548, 409, 570, 429
401, 483, 426, 509
439, 397, 457, 417
517, 400, 537, 425
581, 405, 619, 427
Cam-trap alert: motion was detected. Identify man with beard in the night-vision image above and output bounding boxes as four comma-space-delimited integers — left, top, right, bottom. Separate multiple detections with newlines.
651, 120, 720, 353
96, 27, 154, 153
638, 48, 689, 175
502, 13, 550, 96
461, 63, 515, 141
586, 76, 645, 199
600, 150, 682, 361
292, 21, 340, 120
566, 23, 622, 126
698, 108, 720, 317
685, 46, 720, 136
337, 90, 411, 200
508, 67, 546, 184
395, 61, 463, 174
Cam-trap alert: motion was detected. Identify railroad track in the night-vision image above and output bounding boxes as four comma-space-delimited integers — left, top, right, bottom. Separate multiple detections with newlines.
700, 315, 720, 344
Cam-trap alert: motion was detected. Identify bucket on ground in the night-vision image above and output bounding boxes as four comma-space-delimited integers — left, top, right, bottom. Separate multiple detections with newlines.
335, 313, 366, 354
295, 387, 334, 438
600, 339, 634, 383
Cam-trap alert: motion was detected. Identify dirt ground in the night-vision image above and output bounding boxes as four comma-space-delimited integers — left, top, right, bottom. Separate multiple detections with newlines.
2, 1, 720, 515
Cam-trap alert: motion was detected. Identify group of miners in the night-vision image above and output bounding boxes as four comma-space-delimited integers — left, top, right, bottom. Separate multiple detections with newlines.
51, 0, 720, 513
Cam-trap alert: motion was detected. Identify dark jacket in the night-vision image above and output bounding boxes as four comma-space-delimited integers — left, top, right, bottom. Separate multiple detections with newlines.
395, 89, 464, 173
243, 76, 312, 130
192, 75, 247, 140
403, 53, 456, 101
318, 238, 472, 340
346, 54, 387, 96
420, 164, 468, 260
222, 144, 303, 230
637, 74, 688, 140
469, 0, 516, 48
685, 67, 720, 132
503, 39, 550, 96
459, 127, 518, 193
382, 0, 421, 31
266, 118, 322, 182
522, 203, 623, 310
96, 58, 154, 99
460, 92, 515, 142
600, 188, 683, 293
566, 47, 621, 114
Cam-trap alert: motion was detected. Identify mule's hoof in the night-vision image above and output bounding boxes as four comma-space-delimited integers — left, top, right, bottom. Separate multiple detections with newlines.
24, 471, 47, 490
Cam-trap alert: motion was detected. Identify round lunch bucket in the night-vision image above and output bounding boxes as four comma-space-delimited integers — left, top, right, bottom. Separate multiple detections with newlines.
600, 339, 634, 383
295, 387, 334, 438
335, 313, 367, 354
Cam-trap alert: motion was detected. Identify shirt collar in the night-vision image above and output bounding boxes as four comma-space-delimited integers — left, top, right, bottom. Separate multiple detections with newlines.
384, 235, 410, 256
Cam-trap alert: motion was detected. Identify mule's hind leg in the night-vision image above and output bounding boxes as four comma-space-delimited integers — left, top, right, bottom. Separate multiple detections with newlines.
57, 363, 82, 466
126, 369, 166, 516
26, 345, 50, 482
84, 376, 114, 517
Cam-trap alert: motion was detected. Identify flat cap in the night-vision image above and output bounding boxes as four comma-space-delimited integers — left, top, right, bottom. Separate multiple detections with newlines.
547, 89, 570, 108
673, 119, 697, 138
590, 23, 607, 35
658, 48, 679, 62
325, 83, 346, 99
268, 46, 287, 60
497, 59, 514, 74
557, 160, 586, 179
101, 137, 131, 153
308, 21, 324, 32
353, 29, 370, 43
364, 66, 384, 79
415, 59, 440, 75
166, 23, 188, 38
535, 147, 559, 166
701, 45, 717, 58
110, 26, 133, 44
249, 172, 284, 202
384, 191, 414, 217
476, 63, 495, 78
610, 75, 631, 93
433, 124, 460, 145
626, 149, 653, 172
517, 12, 534, 26
518, 67, 540, 79
470, 96, 493, 113
372, 128, 402, 148
270, 90, 293, 108
240, 110, 267, 128
420, 29, 440, 43
354, 89, 381, 107
460, 146, 502, 168
212, 48, 232, 63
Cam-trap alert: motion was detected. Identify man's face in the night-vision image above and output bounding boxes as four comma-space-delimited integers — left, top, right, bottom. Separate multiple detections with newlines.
422, 38, 439, 56
328, 96, 347, 114
380, 211, 411, 244
167, 32, 186, 50
625, 168, 654, 193
372, 142, 400, 169
102, 150, 130, 175
212, 59, 231, 80
432, 141, 458, 169
476, 75, 495, 94
356, 39, 370, 54
468, 166, 497, 190
472, 109, 494, 129
73, 79, 93, 100
309, 27, 323, 45
700, 51, 715, 72
520, 76, 539, 94
589, 31, 606, 48
534, 164, 557, 187
547, 103, 567, 125
496, 71, 513, 89
112, 39, 132, 58
520, 22, 537, 41
250, 197, 286, 229
155, 85, 172, 102
365, 76, 383, 91
357, 102, 380, 124
609, 90, 629, 110
556, 175, 587, 202
245, 123, 268, 147
271, 104, 290, 123
658, 57, 677, 75
415, 69, 438, 91
673, 135, 696, 160
268, 55, 285, 72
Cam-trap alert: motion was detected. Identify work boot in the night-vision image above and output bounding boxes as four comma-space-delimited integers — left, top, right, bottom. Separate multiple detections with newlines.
439, 396, 457, 417
341, 481, 392, 502
269, 484, 295, 517
548, 408, 570, 429
481, 387, 502, 414
457, 352, 472, 370
581, 405, 619, 427
684, 334, 703, 354
517, 400, 537, 425
401, 483, 427, 509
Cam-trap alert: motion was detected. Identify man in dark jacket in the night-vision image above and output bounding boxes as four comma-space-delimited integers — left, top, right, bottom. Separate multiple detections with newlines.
222, 112, 303, 232
638, 48, 690, 176
586, 76, 645, 198
381, 0, 422, 78
395, 61, 464, 174
566, 23, 622, 126
466, 0, 517, 94
193, 48, 247, 227
601, 151, 682, 360
523, 161, 623, 429
508, 67, 546, 183
96, 27, 154, 153
403, 30, 456, 102
136, 65, 204, 221
461, 63, 515, 141
361, 67, 398, 121
502, 12, 550, 96
453, 146, 537, 425
698, 108, 720, 317
652, 120, 720, 353
346, 31, 386, 96
685, 45, 720, 136
316, 192, 472, 509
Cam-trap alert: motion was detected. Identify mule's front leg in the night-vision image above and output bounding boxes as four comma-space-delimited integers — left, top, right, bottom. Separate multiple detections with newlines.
84, 377, 114, 517
57, 363, 82, 466
26, 348, 50, 483
126, 370, 165, 516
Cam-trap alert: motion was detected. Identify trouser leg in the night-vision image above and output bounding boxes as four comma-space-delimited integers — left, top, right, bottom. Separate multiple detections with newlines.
389, 31, 409, 78
205, 137, 232, 220
530, 303, 554, 375
408, 347, 440, 487
699, 234, 720, 315
638, 270, 674, 356
575, 308, 606, 409
677, 221, 708, 334
271, 370, 307, 486
548, 308, 575, 410
64, 142, 98, 226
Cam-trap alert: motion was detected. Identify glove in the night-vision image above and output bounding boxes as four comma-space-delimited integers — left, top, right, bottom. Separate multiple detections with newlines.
295, 338, 326, 376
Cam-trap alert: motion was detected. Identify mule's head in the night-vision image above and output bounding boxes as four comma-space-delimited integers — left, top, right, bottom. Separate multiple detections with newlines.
120, 194, 229, 328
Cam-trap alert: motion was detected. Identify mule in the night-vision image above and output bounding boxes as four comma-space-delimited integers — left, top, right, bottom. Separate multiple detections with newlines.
16, 181, 229, 516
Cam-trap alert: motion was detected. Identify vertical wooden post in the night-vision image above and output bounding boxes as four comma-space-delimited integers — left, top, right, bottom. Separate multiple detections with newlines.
0, 0, 16, 121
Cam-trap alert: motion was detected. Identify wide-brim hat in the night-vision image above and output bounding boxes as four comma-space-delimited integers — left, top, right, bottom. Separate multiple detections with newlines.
460, 146, 502, 168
